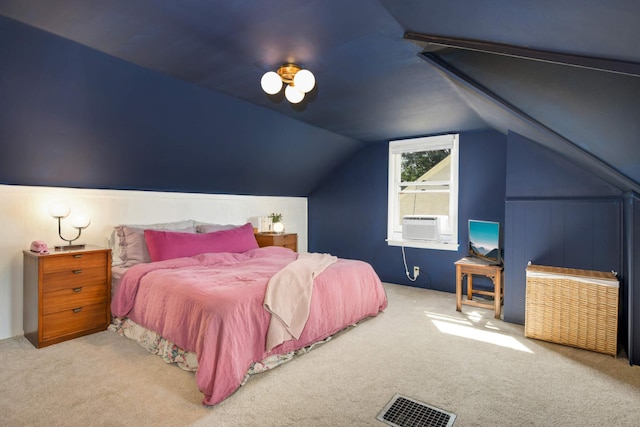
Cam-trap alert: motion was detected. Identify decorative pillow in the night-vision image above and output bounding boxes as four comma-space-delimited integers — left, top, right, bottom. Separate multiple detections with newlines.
116, 222, 196, 267
195, 223, 241, 233
144, 223, 259, 262
111, 220, 195, 260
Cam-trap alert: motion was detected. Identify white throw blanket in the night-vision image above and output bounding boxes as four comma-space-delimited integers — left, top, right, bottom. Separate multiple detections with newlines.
263, 252, 337, 352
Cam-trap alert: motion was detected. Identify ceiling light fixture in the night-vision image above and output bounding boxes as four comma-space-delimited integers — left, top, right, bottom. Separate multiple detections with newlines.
261, 63, 315, 104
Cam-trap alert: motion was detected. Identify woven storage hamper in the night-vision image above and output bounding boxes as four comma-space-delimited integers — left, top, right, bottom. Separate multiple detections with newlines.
525, 264, 619, 356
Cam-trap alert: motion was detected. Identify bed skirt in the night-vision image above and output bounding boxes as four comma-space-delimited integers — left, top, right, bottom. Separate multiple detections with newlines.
108, 317, 332, 385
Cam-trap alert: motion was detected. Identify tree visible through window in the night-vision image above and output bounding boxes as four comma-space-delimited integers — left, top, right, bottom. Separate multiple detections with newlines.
401, 150, 450, 182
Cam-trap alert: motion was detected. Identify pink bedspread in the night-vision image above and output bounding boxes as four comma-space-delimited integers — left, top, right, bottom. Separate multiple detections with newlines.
111, 246, 387, 406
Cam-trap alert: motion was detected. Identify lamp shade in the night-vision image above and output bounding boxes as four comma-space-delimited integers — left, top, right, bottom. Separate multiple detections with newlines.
284, 84, 304, 103
293, 69, 315, 93
48, 202, 70, 218
261, 71, 283, 95
70, 215, 91, 229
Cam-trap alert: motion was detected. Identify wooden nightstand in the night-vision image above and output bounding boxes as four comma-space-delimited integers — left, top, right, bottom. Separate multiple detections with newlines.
23, 246, 112, 348
255, 232, 298, 252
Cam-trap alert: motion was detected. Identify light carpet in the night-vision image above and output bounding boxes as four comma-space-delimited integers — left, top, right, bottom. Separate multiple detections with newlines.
1, 283, 639, 426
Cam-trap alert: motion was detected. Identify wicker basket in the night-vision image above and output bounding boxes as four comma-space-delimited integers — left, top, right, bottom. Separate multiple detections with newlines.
525, 264, 619, 356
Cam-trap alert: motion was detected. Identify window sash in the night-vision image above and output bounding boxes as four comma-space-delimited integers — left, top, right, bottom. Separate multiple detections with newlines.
399, 189, 450, 194
388, 134, 459, 250
399, 181, 450, 187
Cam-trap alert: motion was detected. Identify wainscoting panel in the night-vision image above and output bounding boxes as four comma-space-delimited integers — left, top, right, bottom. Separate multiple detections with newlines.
504, 198, 622, 326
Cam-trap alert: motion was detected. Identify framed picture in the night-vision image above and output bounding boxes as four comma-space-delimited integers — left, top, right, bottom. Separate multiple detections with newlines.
468, 220, 502, 265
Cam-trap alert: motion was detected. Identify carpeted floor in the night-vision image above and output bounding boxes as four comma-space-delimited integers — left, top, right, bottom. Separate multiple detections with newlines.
1, 283, 639, 426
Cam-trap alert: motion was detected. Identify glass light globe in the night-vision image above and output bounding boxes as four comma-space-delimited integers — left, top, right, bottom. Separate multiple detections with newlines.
48, 202, 70, 218
293, 69, 315, 93
261, 71, 283, 95
285, 84, 304, 103
70, 215, 91, 229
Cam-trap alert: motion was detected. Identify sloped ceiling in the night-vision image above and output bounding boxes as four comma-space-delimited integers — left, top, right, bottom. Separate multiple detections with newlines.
0, 0, 638, 190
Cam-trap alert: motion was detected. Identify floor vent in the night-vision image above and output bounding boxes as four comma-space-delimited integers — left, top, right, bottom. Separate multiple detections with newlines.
377, 394, 456, 427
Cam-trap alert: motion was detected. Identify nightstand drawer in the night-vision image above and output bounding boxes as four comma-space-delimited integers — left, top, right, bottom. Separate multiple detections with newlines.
281, 234, 296, 245
42, 252, 107, 274
255, 232, 298, 252
42, 302, 107, 340
42, 284, 108, 315
43, 266, 108, 292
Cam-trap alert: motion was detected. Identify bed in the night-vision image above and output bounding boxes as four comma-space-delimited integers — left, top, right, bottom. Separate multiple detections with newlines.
108, 221, 388, 406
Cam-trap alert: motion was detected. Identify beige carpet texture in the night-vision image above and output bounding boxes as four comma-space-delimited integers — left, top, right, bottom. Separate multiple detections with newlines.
2, 283, 639, 426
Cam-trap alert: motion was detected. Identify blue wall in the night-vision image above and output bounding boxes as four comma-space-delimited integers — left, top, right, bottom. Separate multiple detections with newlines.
0, 16, 361, 196
502, 131, 636, 360
505, 199, 622, 320
503, 131, 623, 322
310, 128, 639, 363
309, 129, 507, 292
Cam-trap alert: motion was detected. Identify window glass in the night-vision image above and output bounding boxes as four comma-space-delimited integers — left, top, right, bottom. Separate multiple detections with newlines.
388, 134, 459, 250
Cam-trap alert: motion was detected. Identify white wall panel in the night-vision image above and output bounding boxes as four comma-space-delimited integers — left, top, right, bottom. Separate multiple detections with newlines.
0, 185, 307, 340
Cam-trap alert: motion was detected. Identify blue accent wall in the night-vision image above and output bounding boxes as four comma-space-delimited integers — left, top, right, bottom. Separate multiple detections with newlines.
309, 129, 507, 292
503, 131, 633, 358
503, 131, 623, 321
311, 128, 639, 363
0, 16, 361, 196
504, 199, 622, 321
505, 131, 623, 198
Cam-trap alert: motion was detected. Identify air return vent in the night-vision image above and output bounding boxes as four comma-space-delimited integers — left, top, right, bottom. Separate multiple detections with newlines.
377, 394, 456, 427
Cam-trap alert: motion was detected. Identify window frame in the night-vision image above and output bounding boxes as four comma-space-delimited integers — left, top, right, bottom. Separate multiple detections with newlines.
387, 134, 460, 250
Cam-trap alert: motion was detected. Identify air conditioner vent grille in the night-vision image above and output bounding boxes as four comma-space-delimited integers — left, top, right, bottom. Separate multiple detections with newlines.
402, 215, 438, 241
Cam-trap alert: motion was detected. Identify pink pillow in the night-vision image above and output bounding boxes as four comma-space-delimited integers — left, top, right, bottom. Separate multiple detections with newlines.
144, 223, 259, 262
117, 225, 196, 267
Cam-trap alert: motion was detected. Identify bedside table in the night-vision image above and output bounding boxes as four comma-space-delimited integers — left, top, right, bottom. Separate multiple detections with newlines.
255, 232, 298, 252
455, 257, 503, 319
23, 245, 112, 348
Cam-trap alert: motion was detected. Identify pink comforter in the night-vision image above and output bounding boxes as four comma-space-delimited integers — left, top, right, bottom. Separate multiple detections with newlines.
111, 246, 387, 406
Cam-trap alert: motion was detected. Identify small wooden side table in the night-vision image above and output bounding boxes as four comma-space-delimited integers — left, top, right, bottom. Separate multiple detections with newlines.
455, 257, 504, 319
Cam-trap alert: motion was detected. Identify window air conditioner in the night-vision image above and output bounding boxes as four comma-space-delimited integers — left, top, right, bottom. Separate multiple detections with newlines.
402, 215, 438, 241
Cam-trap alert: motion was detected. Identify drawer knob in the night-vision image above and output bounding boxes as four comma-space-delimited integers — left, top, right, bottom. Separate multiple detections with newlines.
72, 269, 82, 274
72, 287, 83, 293
72, 307, 82, 313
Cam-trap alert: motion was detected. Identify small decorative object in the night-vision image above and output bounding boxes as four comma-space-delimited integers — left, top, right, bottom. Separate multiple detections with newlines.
30, 240, 49, 254
48, 202, 91, 250
269, 213, 284, 233
260, 216, 272, 232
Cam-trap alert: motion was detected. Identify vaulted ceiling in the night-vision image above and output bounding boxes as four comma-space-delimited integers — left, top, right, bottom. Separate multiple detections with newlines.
1, 0, 638, 190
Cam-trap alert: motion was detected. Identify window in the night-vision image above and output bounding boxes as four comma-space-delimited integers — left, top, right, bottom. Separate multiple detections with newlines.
387, 134, 459, 250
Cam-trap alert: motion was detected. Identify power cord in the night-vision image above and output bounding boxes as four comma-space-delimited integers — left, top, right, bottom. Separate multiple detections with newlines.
401, 245, 418, 282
